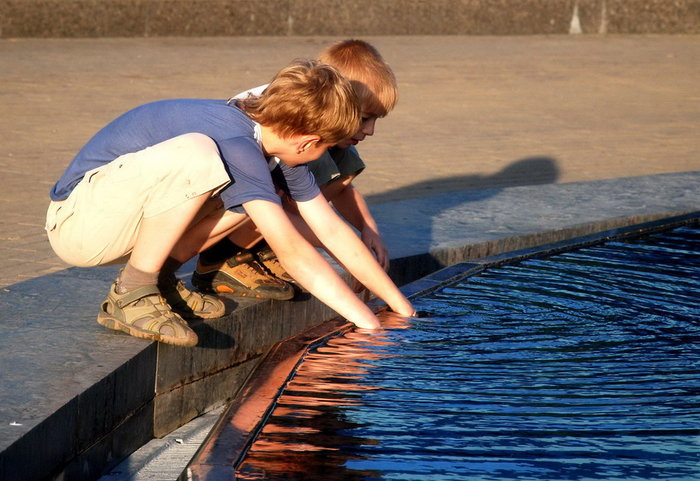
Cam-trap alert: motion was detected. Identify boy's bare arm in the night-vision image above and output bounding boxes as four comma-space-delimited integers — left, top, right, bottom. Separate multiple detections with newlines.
325, 181, 389, 271
296, 194, 414, 317
243, 199, 381, 329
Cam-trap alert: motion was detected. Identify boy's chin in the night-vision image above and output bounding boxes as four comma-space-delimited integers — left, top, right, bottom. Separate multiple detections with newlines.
335, 140, 354, 149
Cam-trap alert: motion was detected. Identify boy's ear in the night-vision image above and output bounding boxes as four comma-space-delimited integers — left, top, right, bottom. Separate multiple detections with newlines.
297, 135, 322, 153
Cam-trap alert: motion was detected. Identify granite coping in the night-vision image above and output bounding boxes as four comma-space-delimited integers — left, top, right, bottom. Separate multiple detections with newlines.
378, 171, 700, 261
1, 172, 700, 480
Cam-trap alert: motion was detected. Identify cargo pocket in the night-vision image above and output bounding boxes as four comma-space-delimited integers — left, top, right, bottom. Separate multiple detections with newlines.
45, 195, 76, 233
45, 202, 62, 232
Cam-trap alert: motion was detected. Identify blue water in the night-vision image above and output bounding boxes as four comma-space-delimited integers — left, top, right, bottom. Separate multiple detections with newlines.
237, 225, 700, 481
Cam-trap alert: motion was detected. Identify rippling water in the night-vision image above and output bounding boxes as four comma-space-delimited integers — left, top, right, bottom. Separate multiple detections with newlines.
237, 225, 700, 481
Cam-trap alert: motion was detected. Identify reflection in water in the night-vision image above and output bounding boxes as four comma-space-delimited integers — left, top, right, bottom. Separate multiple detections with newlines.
237, 226, 700, 481
236, 325, 405, 481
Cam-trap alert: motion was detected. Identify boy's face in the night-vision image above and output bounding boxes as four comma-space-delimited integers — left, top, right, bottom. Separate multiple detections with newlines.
335, 111, 378, 150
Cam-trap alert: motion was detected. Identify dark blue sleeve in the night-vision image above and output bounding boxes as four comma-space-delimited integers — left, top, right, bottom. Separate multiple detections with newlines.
217, 136, 282, 211
275, 162, 321, 202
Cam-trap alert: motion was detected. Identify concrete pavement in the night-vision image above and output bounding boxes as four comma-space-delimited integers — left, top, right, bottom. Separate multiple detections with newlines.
1, 35, 699, 287
0, 35, 699, 480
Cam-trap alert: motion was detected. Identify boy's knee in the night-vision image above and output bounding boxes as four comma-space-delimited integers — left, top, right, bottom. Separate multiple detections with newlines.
167, 133, 222, 176
138, 133, 229, 217
175, 133, 220, 162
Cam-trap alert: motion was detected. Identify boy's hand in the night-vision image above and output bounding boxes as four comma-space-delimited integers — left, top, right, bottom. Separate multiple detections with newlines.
390, 302, 417, 318
361, 226, 389, 271
376, 309, 413, 329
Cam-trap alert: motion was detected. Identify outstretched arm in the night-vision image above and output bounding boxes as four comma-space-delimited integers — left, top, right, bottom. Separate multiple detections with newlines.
243, 198, 382, 329
325, 180, 389, 271
296, 193, 414, 317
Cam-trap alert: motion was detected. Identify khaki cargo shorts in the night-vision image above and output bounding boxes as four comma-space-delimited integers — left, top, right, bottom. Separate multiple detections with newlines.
46, 133, 230, 267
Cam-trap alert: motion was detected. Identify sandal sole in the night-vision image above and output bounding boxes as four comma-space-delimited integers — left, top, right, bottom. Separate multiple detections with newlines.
97, 313, 198, 347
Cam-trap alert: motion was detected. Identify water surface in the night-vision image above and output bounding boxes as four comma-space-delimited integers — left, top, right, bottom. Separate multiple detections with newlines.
237, 225, 700, 480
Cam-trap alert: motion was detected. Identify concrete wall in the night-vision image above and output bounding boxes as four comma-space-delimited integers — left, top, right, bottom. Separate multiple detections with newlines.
2, 0, 699, 38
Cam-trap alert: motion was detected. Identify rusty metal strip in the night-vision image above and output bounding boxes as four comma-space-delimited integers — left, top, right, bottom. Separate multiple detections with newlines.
186, 317, 353, 480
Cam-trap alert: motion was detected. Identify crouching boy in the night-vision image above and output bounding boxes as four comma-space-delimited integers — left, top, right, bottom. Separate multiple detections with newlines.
194, 39, 398, 297
46, 59, 415, 347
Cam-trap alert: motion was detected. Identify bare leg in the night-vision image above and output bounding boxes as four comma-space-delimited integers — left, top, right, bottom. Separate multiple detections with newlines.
101, 193, 214, 347
225, 217, 265, 250
128, 192, 213, 273
169, 199, 250, 263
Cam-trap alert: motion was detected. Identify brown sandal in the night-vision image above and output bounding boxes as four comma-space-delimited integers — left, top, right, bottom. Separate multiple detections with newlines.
255, 246, 297, 285
97, 282, 198, 347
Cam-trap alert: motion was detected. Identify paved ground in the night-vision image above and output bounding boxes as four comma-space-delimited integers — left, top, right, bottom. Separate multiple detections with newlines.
1, 35, 699, 288
1, 34, 698, 480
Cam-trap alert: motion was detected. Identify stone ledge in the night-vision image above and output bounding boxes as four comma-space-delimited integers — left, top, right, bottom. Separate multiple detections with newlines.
186, 210, 700, 479
2, 0, 699, 38
1, 172, 700, 480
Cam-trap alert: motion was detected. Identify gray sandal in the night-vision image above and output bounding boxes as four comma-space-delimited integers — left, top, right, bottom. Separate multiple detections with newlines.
97, 282, 198, 347
160, 279, 226, 320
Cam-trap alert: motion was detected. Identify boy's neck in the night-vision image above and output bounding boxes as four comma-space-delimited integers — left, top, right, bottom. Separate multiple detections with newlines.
258, 124, 284, 158
257, 124, 325, 166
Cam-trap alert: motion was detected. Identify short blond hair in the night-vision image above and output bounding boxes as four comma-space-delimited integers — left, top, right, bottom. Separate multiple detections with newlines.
240, 59, 360, 145
318, 39, 398, 117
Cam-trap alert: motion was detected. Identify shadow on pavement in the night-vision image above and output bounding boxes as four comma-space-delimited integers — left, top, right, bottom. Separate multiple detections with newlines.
366, 156, 561, 205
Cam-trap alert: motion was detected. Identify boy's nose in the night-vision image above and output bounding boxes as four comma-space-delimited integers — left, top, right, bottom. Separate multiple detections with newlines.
362, 118, 376, 136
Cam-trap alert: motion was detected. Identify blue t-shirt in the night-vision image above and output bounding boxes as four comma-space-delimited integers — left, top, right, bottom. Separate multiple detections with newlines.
50, 99, 320, 211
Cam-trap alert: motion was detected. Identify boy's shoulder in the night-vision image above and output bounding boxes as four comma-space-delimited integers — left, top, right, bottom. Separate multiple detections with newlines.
119, 98, 251, 131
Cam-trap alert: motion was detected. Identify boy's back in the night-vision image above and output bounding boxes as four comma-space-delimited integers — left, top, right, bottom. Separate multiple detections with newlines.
51, 98, 319, 213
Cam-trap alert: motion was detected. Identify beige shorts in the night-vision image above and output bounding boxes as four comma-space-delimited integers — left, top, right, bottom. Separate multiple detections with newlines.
46, 133, 230, 267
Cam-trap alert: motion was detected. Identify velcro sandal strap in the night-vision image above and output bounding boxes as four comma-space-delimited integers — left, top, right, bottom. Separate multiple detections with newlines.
116, 285, 161, 308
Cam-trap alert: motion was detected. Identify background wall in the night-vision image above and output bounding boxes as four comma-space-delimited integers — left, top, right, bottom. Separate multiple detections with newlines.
2, 0, 699, 38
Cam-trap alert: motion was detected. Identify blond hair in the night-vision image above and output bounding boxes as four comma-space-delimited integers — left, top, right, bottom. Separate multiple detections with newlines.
240, 59, 360, 145
318, 39, 398, 117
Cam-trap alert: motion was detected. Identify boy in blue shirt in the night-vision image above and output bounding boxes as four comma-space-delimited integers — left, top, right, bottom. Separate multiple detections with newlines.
46, 59, 415, 347
195, 40, 396, 297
